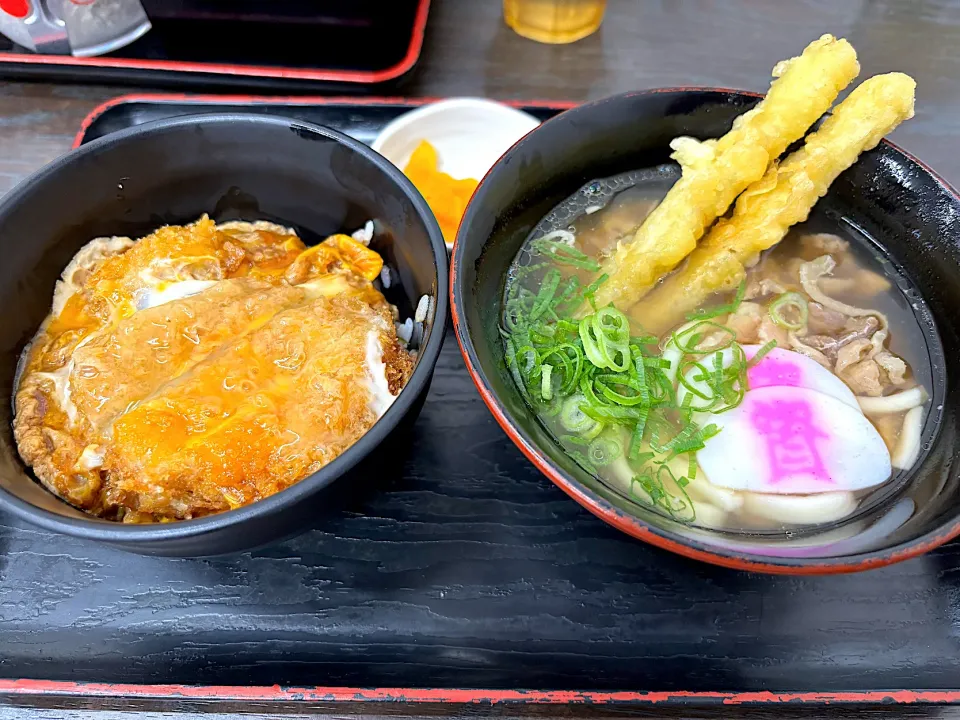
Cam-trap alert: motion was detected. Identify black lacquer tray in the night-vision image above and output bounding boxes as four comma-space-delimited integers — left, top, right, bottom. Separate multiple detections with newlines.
1, 95, 958, 716
0, 0, 430, 93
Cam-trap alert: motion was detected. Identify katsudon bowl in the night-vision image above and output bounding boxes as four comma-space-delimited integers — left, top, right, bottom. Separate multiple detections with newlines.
0, 114, 447, 556
451, 89, 960, 574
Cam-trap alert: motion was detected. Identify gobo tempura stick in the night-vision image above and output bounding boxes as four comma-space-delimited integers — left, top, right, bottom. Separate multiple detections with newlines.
589, 34, 859, 312
631, 72, 917, 334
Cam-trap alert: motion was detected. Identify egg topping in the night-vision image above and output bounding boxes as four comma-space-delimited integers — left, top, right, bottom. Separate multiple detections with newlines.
13, 217, 413, 522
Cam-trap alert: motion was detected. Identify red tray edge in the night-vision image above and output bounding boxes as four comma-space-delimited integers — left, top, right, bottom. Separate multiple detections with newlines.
1, 681, 959, 705
71, 93, 581, 148
0, 0, 430, 85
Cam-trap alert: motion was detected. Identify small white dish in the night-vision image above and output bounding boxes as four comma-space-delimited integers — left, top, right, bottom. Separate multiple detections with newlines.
372, 97, 541, 195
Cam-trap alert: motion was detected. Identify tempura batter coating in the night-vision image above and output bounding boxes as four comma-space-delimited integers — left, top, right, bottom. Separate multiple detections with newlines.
590, 34, 859, 311
632, 73, 916, 334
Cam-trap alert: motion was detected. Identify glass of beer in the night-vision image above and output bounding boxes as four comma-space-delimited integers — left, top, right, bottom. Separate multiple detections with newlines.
503, 0, 607, 44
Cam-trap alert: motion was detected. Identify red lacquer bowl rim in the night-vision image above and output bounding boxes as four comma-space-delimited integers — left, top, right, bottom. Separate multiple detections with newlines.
450, 86, 960, 576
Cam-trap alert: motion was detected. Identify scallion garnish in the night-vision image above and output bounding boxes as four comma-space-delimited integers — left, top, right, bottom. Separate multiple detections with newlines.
748, 339, 778, 368
500, 243, 762, 526
541, 364, 554, 401
531, 236, 601, 271
583, 273, 609, 310
628, 405, 649, 460
685, 279, 747, 321
530, 268, 562, 321
588, 434, 623, 467
769, 291, 809, 331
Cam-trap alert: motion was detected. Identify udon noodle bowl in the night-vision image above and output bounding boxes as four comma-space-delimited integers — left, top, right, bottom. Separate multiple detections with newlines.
504, 170, 936, 538
499, 35, 943, 544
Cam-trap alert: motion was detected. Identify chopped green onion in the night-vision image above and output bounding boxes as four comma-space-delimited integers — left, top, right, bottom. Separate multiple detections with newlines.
580, 420, 605, 441
588, 434, 622, 467
769, 291, 808, 331
581, 403, 642, 423
560, 394, 599, 434
583, 273, 609, 309
646, 369, 676, 407
712, 351, 725, 398
553, 276, 581, 310
530, 269, 562, 321
500, 232, 776, 530
632, 472, 660, 505
503, 298, 527, 332
578, 371, 604, 406
685, 279, 747, 321
529, 324, 556, 344
661, 421, 701, 454
539, 343, 584, 396
748, 339, 778, 368
628, 405, 650, 460
632, 451, 655, 466
579, 315, 609, 368
594, 306, 628, 336
531, 237, 601, 271
700, 423, 721, 442
579, 307, 631, 372
672, 320, 736, 355
540, 394, 562, 417
631, 347, 650, 407
677, 361, 713, 401
654, 464, 696, 522
594, 374, 648, 406
504, 338, 532, 403
541, 364, 554, 401
516, 345, 540, 379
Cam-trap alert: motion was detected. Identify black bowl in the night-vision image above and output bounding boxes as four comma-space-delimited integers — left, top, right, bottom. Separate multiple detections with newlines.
0, 113, 447, 556
451, 88, 960, 575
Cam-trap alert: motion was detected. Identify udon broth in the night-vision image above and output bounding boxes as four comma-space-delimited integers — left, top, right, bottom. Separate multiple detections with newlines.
502, 168, 932, 535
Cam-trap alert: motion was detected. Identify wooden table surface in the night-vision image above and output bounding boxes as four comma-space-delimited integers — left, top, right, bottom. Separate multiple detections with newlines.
2, 0, 960, 717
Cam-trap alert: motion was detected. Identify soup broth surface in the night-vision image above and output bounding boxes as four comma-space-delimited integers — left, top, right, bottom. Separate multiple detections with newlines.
503, 168, 934, 536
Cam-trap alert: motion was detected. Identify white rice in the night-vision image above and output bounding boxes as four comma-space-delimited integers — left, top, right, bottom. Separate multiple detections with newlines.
352, 220, 374, 246
396, 317, 414, 345
415, 294, 430, 323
